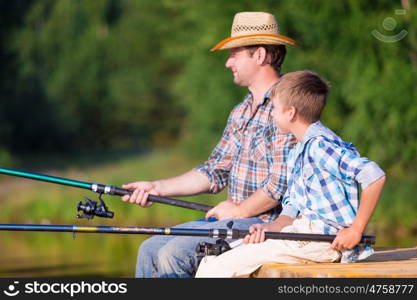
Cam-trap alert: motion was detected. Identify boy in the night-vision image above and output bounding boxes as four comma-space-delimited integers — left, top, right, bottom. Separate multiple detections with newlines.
195, 70, 386, 277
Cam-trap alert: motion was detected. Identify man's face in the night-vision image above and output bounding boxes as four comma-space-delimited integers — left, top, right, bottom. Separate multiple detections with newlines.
225, 47, 258, 87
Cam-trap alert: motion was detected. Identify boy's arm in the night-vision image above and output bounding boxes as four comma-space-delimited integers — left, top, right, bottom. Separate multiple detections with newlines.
331, 175, 386, 250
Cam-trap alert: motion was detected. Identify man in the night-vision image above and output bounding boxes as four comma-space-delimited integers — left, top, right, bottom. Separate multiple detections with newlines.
122, 11, 299, 278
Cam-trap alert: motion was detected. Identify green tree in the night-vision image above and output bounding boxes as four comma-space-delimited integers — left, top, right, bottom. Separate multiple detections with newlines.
2, 0, 416, 179
9, 0, 184, 152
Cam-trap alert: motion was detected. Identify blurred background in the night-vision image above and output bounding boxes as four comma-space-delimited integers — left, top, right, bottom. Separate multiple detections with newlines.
0, 0, 416, 277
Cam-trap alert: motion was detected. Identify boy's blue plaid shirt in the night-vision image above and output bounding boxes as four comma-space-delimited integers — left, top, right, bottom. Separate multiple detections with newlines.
195, 92, 297, 222
281, 121, 385, 262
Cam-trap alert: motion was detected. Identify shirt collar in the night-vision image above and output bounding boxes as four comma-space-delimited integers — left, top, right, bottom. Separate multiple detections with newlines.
244, 92, 270, 107
301, 121, 329, 144
245, 77, 282, 107
298, 121, 356, 153
291, 121, 331, 159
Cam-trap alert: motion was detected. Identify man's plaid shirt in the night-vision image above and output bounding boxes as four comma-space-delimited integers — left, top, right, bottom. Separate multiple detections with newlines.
195, 91, 297, 222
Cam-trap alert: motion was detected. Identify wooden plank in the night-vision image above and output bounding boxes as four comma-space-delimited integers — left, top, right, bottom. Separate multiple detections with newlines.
252, 246, 417, 278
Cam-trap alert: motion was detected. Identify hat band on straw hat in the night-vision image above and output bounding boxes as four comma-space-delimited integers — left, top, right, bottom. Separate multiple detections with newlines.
210, 11, 300, 51
210, 33, 300, 52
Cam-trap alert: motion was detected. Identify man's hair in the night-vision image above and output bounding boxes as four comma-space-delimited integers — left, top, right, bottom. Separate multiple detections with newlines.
245, 45, 286, 74
270, 70, 330, 123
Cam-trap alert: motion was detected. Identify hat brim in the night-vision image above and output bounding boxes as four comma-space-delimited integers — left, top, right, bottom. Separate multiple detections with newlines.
210, 33, 300, 52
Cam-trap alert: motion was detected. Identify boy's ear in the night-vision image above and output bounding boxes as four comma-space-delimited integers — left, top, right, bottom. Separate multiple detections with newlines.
288, 106, 297, 120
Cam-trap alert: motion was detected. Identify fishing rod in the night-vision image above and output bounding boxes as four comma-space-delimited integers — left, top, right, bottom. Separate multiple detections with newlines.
0, 223, 376, 245
0, 221, 376, 257
0, 167, 213, 219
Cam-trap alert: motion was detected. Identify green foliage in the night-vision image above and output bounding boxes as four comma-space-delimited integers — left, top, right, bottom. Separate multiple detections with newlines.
0, 0, 416, 176
170, 0, 417, 173
3, 0, 184, 152
0, 148, 13, 166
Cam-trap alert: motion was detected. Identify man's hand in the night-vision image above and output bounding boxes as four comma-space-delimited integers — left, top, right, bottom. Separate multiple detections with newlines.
121, 181, 159, 207
205, 200, 247, 220
331, 227, 362, 251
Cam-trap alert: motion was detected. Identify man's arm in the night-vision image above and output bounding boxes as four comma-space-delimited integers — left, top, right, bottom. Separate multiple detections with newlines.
122, 107, 241, 207
331, 175, 386, 250
122, 169, 211, 207
204, 130, 296, 220
205, 188, 278, 220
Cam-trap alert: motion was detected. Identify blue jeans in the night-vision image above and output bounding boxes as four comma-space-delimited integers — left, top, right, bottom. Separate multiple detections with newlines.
135, 217, 262, 278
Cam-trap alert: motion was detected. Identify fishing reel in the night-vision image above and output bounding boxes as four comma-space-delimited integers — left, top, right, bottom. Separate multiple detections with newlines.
195, 221, 233, 257
77, 194, 114, 220
196, 239, 231, 257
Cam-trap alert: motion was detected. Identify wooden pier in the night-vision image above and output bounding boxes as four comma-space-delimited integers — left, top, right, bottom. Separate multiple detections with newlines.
252, 246, 417, 278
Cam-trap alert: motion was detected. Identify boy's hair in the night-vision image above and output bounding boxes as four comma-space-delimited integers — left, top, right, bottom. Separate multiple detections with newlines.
270, 70, 330, 123
244, 45, 286, 74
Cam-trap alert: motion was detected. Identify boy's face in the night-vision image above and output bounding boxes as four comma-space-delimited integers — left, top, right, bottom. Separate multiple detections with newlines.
272, 95, 292, 134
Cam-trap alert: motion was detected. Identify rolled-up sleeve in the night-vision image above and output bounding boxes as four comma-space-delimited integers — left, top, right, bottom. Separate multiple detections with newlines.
280, 190, 300, 218
194, 110, 237, 194
355, 161, 385, 189
260, 132, 297, 202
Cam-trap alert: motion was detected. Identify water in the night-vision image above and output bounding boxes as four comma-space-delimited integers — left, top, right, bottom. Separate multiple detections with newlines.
0, 231, 144, 277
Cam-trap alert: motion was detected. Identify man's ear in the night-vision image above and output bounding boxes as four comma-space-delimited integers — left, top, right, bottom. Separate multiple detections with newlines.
255, 47, 267, 65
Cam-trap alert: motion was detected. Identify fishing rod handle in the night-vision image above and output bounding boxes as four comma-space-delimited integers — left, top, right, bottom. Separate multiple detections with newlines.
263, 231, 375, 245
109, 186, 213, 212
232, 230, 375, 245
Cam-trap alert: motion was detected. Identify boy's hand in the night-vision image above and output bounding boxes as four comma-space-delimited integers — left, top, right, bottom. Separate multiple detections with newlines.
331, 227, 363, 251
243, 215, 295, 244
243, 223, 267, 244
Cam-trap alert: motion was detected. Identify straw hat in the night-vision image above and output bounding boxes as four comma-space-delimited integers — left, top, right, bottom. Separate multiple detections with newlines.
210, 12, 299, 51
